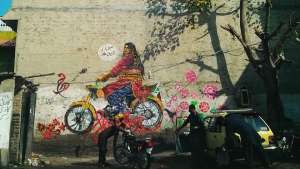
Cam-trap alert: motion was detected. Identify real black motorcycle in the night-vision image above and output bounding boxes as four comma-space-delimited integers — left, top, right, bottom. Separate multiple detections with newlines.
113, 128, 155, 169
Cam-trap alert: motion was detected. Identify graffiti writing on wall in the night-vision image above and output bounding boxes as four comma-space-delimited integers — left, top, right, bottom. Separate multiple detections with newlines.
0, 93, 12, 120
38, 96, 55, 105
53, 73, 70, 98
0, 92, 13, 148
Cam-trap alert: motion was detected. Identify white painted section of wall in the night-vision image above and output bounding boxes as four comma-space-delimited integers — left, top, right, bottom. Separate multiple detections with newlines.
0, 92, 13, 167
0, 92, 13, 149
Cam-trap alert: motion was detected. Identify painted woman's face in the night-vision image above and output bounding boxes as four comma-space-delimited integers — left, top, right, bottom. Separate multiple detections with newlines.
123, 45, 132, 56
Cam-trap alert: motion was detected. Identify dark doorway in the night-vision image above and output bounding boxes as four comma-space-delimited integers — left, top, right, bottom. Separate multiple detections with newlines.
19, 91, 37, 163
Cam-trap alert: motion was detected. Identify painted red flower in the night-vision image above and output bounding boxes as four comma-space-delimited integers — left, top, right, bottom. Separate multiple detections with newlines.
42, 130, 52, 140
199, 102, 210, 112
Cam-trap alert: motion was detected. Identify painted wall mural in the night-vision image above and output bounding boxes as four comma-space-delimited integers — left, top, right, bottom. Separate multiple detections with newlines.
36, 43, 164, 143
162, 69, 230, 129
35, 45, 232, 145
36, 68, 231, 143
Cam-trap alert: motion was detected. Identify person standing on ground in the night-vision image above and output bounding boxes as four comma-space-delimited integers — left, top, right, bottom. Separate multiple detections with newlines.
225, 113, 270, 168
98, 114, 125, 168
176, 104, 207, 169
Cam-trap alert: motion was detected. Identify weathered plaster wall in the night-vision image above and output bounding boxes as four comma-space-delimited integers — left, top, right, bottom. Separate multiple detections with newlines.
2, 0, 268, 142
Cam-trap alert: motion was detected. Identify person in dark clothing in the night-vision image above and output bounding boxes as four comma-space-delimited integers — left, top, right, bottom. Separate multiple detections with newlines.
176, 104, 206, 169
98, 125, 118, 168
225, 113, 270, 168
98, 115, 125, 168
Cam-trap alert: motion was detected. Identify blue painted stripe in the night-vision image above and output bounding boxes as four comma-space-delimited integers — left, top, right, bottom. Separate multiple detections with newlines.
0, 0, 12, 16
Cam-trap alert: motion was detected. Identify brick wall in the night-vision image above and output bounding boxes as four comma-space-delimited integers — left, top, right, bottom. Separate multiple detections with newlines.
9, 90, 23, 163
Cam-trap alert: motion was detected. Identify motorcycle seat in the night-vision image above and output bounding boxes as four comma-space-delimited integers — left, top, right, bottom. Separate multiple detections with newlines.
135, 136, 152, 142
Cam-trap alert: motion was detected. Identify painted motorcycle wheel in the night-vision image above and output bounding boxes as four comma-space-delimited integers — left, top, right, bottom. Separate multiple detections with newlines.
64, 105, 94, 134
133, 100, 162, 128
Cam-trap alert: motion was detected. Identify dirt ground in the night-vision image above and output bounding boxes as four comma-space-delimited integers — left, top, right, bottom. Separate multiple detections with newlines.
13, 150, 299, 169
10, 135, 299, 169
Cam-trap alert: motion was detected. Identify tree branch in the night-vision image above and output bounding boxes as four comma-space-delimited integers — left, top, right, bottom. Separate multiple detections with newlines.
264, 0, 272, 33
254, 27, 265, 40
221, 24, 263, 76
270, 17, 300, 69
221, 25, 246, 47
272, 17, 300, 57
268, 22, 284, 39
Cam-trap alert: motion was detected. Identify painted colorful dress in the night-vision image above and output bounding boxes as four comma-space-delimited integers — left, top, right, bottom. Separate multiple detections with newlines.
101, 54, 150, 114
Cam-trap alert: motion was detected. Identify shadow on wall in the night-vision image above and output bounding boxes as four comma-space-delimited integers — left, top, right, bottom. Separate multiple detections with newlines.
143, 0, 242, 96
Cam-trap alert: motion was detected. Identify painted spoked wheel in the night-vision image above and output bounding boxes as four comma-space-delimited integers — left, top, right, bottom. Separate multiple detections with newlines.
64, 105, 94, 135
133, 100, 162, 128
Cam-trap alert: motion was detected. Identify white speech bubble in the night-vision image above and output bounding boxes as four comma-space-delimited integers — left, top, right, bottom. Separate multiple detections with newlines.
98, 44, 120, 61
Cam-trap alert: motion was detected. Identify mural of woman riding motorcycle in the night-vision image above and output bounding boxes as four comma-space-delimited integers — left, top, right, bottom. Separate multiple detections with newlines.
97, 42, 150, 116
64, 42, 164, 134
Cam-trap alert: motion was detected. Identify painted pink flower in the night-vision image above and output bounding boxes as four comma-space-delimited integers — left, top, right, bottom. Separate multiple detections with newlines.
179, 88, 189, 98
199, 101, 210, 112
185, 70, 198, 84
179, 101, 189, 111
202, 84, 218, 99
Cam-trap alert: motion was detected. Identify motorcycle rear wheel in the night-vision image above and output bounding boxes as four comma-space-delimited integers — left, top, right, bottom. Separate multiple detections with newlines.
64, 105, 94, 134
114, 145, 131, 165
137, 152, 151, 169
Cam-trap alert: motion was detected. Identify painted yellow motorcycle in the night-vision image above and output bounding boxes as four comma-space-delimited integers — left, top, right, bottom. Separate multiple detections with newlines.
64, 82, 164, 134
